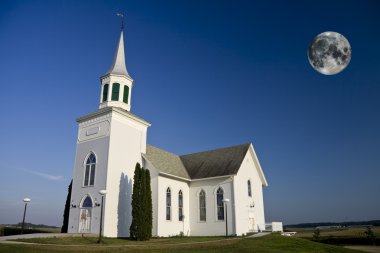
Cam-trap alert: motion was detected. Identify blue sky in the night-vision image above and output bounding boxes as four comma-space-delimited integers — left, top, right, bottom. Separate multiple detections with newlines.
0, 0, 379, 226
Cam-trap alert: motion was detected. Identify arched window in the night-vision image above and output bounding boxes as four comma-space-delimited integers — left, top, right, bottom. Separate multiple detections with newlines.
216, 187, 224, 220
84, 153, 96, 186
199, 190, 206, 221
178, 190, 183, 221
166, 187, 171, 220
123, 85, 129, 104
82, 196, 93, 208
102, 84, 109, 102
111, 83, 120, 101
248, 180, 252, 197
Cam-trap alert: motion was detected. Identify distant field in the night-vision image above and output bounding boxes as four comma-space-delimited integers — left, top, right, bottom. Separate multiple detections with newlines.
290, 226, 380, 246
0, 234, 362, 253
293, 227, 380, 238
0, 225, 60, 236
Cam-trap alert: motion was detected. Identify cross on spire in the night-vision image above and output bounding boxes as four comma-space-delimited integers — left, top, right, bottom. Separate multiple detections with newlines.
116, 13, 124, 30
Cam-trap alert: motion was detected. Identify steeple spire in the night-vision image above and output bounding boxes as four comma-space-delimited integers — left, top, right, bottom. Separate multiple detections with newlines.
105, 30, 131, 78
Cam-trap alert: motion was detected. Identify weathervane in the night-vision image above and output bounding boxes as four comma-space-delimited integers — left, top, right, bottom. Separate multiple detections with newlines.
116, 13, 124, 30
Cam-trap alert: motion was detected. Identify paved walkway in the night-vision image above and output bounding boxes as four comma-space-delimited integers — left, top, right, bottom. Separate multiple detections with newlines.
345, 246, 380, 253
0, 233, 95, 243
247, 232, 270, 238
0, 233, 244, 248
0, 232, 271, 242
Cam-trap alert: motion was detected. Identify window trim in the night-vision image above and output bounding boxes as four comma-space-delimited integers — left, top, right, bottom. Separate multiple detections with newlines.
248, 179, 252, 197
111, 83, 120, 101
215, 187, 225, 221
123, 85, 129, 104
102, 83, 109, 102
83, 152, 96, 187
80, 194, 94, 208
178, 190, 183, 221
198, 189, 206, 222
166, 187, 171, 221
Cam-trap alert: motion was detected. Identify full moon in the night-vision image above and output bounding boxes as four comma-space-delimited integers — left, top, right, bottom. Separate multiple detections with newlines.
308, 31, 351, 75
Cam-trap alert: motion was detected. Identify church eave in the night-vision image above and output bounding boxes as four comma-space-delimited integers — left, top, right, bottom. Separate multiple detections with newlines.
112, 107, 151, 126
76, 107, 150, 127
190, 174, 234, 182
100, 72, 134, 83
248, 143, 268, 187
158, 172, 191, 182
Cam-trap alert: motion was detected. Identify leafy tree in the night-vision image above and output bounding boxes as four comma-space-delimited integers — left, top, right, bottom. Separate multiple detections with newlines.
61, 180, 72, 233
364, 226, 376, 245
312, 228, 320, 241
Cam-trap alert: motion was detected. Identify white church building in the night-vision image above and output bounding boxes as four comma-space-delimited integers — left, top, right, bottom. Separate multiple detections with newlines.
68, 28, 269, 237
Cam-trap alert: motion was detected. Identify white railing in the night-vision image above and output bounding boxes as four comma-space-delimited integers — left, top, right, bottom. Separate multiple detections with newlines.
256, 222, 283, 232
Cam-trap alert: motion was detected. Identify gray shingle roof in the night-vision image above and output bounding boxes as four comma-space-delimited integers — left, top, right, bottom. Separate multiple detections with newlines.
180, 144, 250, 179
145, 143, 250, 180
145, 145, 190, 179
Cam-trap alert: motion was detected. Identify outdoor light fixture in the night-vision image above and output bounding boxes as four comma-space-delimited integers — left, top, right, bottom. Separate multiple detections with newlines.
223, 198, 230, 237
97, 189, 107, 243
21, 198, 31, 234
71, 200, 77, 208
182, 215, 185, 236
250, 201, 255, 208
94, 198, 100, 207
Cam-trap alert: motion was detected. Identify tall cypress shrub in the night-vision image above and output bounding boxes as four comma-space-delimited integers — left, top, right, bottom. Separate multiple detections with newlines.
145, 169, 152, 239
130, 163, 141, 239
140, 168, 147, 239
129, 163, 152, 240
61, 180, 72, 233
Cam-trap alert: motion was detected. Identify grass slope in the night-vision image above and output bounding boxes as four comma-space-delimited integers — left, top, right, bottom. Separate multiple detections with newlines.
0, 234, 363, 253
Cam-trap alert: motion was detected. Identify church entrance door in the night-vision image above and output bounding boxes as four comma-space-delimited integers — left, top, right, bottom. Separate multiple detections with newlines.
79, 195, 93, 233
248, 211, 255, 231
249, 218, 255, 231
249, 218, 255, 232
79, 208, 91, 233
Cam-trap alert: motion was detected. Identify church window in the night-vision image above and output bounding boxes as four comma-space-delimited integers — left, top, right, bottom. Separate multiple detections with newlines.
84, 153, 96, 187
199, 190, 206, 221
102, 84, 109, 102
178, 190, 183, 221
248, 180, 252, 197
82, 196, 93, 208
123, 85, 129, 104
166, 187, 171, 220
111, 83, 120, 101
216, 187, 224, 221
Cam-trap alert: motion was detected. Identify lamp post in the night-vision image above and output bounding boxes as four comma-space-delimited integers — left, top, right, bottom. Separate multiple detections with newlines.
223, 198, 230, 237
97, 190, 107, 243
182, 215, 185, 236
21, 198, 31, 234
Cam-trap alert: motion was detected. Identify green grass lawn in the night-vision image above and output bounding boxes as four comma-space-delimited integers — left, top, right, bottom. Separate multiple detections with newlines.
0, 234, 364, 253
13, 236, 226, 245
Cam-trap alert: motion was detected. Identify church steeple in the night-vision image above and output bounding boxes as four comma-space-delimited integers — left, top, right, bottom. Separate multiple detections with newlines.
99, 25, 134, 112
104, 30, 131, 78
